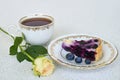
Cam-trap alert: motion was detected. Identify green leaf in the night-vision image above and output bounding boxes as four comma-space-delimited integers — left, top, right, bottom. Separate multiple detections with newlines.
17, 52, 26, 62
10, 45, 18, 55
14, 37, 23, 47
17, 51, 33, 62
9, 37, 23, 55
25, 45, 47, 59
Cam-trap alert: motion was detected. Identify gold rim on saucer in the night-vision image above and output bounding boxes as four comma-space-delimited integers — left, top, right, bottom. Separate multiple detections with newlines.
48, 34, 118, 70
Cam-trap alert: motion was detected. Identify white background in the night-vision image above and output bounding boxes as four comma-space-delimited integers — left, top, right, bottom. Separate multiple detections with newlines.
0, 0, 120, 80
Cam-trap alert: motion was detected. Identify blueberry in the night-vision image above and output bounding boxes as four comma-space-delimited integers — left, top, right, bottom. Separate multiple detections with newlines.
79, 40, 86, 45
66, 53, 75, 60
86, 45, 91, 49
75, 57, 82, 63
94, 39, 98, 42
92, 44, 98, 49
87, 40, 92, 44
85, 59, 91, 64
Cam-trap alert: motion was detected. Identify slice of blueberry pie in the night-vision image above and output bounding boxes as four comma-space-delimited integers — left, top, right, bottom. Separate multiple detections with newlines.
62, 38, 102, 63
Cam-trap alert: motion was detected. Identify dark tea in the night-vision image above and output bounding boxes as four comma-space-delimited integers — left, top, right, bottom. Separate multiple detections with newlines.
21, 18, 52, 26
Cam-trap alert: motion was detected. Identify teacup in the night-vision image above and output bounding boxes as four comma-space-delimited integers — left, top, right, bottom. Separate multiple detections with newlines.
19, 14, 54, 45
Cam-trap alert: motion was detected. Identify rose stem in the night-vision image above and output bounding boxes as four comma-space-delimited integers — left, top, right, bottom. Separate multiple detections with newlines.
0, 27, 34, 62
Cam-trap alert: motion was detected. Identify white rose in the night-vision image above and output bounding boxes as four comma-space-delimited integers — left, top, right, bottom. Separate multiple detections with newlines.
33, 57, 55, 76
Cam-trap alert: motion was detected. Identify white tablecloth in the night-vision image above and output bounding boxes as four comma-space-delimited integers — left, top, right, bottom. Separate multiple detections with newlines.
0, 0, 120, 80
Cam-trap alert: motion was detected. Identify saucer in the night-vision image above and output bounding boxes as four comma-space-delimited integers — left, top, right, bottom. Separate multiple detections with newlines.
48, 34, 118, 70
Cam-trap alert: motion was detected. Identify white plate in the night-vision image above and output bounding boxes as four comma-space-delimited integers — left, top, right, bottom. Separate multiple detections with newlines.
48, 34, 118, 70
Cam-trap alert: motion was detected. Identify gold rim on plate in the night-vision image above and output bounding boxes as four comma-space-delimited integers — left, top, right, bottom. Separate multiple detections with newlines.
48, 34, 118, 70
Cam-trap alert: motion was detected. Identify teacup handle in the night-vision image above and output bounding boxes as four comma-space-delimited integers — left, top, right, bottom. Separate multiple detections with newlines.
8, 25, 21, 36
